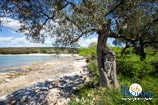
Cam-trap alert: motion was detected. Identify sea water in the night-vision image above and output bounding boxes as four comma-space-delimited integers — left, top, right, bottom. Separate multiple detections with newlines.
0, 54, 62, 73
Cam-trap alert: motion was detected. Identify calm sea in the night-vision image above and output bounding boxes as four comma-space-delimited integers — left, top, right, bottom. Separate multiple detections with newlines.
0, 54, 63, 73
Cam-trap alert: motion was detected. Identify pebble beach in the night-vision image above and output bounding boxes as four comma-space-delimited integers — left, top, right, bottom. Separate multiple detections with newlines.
0, 54, 90, 105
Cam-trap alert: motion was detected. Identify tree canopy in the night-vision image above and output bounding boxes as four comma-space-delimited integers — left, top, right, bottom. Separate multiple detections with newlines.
1, 0, 157, 48
0, 0, 125, 45
0, 0, 158, 87
110, 0, 158, 60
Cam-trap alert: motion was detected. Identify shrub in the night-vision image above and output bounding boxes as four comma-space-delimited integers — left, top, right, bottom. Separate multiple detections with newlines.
32, 49, 40, 53
79, 48, 90, 57
88, 60, 99, 83
117, 55, 155, 79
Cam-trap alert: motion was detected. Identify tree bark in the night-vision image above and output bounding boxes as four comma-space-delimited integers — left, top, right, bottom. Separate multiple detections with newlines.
139, 44, 146, 61
97, 32, 119, 88
138, 37, 146, 61
140, 39, 146, 61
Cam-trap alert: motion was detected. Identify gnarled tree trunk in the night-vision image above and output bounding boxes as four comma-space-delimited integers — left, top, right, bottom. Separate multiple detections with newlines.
97, 31, 119, 88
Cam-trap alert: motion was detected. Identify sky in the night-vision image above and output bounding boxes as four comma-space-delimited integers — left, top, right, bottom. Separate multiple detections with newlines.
0, 17, 114, 48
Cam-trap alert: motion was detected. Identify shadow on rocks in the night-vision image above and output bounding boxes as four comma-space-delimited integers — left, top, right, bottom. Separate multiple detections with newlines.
0, 75, 85, 105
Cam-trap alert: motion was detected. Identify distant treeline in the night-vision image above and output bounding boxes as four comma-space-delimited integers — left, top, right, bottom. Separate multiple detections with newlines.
0, 47, 79, 54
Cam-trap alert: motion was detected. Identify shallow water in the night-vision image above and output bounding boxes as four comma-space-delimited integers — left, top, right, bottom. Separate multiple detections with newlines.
0, 54, 63, 73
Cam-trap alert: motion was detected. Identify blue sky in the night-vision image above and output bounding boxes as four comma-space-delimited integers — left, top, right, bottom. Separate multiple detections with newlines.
0, 17, 114, 48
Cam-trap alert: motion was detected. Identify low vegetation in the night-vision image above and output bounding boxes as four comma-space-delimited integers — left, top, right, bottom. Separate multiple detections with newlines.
0, 47, 78, 54
69, 44, 158, 105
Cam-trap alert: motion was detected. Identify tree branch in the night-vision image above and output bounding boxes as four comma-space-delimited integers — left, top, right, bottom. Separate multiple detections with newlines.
109, 32, 135, 43
143, 41, 158, 45
121, 42, 130, 55
64, 0, 76, 8
142, 17, 158, 33
70, 28, 96, 44
104, 0, 124, 17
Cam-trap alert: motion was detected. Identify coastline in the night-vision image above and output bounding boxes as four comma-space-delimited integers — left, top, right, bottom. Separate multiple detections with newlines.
0, 55, 87, 98
0, 54, 80, 73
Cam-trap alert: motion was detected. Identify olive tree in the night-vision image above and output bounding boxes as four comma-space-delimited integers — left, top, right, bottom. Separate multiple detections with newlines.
3, 0, 122, 88
2, 0, 157, 88
111, 1, 158, 60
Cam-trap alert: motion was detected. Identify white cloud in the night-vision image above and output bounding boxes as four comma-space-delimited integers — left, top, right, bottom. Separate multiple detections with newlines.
79, 37, 98, 47
0, 36, 53, 47
0, 17, 21, 31
0, 37, 13, 43
79, 37, 115, 47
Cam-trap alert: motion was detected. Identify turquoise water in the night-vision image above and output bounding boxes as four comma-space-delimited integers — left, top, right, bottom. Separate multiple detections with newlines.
0, 55, 62, 72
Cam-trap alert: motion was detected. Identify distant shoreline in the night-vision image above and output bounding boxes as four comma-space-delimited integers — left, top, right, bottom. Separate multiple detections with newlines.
0, 53, 78, 56
0, 47, 79, 54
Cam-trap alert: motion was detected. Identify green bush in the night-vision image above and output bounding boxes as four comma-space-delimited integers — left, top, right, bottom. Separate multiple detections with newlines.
32, 49, 40, 53
41, 50, 49, 53
117, 55, 154, 79
79, 44, 97, 60
79, 48, 90, 57
88, 60, 99, 83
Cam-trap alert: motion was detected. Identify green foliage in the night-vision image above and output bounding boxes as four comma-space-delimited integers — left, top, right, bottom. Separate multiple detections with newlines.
88, 42, 97, 49
88, 45, 97, 60
79, 48, 90, 57
69, 79, 158, 105
88, 60, 99, 84
109, 47, 122, 56
116, 48, 156, 79
79, 43, 97, 59
32, 49, 40, 53
41, 50, 49, 54
79, 46, 157, 79
117, 56, 154, 79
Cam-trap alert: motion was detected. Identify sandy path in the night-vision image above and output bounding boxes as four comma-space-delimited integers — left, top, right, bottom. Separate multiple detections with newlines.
0, 55, 87, 97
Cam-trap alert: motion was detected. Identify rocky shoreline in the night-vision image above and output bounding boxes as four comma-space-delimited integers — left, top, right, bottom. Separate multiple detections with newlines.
0, 55, 90, 105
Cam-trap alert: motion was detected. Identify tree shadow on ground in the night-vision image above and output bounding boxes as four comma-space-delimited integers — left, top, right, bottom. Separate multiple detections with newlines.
0, 74, 86, 105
